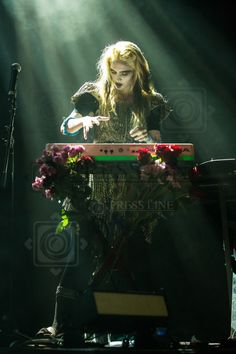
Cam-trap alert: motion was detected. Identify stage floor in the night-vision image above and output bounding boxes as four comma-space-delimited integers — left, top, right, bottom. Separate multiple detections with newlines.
1, 339, 236, 353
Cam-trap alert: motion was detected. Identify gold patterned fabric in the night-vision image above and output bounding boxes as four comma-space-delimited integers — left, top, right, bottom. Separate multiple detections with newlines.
93, 102, 137, 143
69, 82, 174, 244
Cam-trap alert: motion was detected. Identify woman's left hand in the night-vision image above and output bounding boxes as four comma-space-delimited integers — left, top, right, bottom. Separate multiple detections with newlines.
129, 127, 148, 142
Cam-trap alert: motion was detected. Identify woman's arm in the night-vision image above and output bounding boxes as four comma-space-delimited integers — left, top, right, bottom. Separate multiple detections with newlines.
61, 109, 109, 139
60, 110, 84, 135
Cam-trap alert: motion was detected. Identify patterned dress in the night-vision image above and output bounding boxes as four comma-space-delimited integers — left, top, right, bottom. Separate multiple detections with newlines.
61, 82, 172, 283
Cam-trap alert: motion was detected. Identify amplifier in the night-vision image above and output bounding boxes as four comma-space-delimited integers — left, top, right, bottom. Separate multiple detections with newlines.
76, 290, 168, 332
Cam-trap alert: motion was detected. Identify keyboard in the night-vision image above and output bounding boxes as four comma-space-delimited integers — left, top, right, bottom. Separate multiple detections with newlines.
47, 143, 194, 162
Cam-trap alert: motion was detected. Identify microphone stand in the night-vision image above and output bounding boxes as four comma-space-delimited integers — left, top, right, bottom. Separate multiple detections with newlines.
0, 63, 26, 345
1, 91, 16, 205
1, 63, 21, 194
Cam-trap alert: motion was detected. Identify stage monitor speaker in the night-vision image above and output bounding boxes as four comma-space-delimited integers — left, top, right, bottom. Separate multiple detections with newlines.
79, 290, 168, 333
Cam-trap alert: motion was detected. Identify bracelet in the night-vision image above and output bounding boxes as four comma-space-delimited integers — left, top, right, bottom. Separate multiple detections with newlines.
61, 117, 80, 136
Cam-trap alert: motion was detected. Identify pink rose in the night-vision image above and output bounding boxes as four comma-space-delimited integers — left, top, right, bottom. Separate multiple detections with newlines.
45, 188, 54, 199
75, 145, 85, 154
63, 145, 71, 153
52, 153, 67, 164
42, 149, 51, 158
32, 176, 45, 190
39, 164, 57, 176
68, 147, 77, 158
61, 151, 69, 161
50, 145, 60, 154
36, 157, 44, 165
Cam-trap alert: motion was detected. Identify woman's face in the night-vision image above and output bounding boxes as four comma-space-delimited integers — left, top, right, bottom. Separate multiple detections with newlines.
110, 60, 135, 94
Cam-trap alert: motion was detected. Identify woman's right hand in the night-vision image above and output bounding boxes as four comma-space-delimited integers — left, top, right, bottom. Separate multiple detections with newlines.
82, 116, 110, 140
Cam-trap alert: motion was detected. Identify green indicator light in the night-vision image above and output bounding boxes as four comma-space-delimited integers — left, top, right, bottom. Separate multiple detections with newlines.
94, 155, 137, 161
178, 155, 194, 161
94, 155, 194, 161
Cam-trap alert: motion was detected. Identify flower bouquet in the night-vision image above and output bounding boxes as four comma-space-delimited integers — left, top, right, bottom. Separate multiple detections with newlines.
32, 143, 190, 239
32, 144, 94, 229
105, 144, 190, 241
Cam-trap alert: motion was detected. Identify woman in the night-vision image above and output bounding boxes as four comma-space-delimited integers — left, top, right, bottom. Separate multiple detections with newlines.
37, 41, 171, 347
61, 40, 171, 143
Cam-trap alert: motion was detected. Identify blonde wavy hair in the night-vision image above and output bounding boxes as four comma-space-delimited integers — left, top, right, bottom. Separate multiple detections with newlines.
96, 41, 157, 124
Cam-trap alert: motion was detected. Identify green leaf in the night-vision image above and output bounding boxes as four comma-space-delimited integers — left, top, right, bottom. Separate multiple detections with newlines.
55, 221, 64, 234
56, 209, 69, 233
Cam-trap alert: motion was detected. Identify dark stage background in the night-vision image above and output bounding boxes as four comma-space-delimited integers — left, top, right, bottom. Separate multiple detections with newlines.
0, 0, 235, 343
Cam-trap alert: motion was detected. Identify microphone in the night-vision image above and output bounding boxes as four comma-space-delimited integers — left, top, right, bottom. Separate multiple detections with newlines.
8, 63, 22, 95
